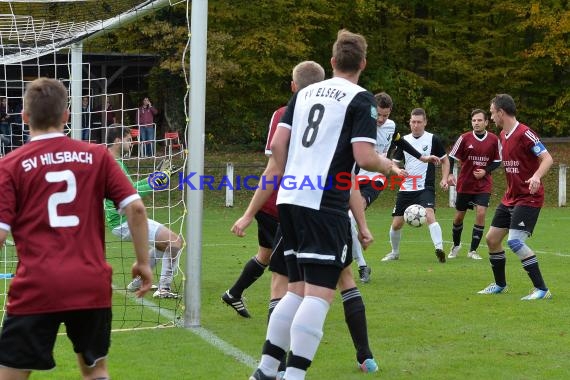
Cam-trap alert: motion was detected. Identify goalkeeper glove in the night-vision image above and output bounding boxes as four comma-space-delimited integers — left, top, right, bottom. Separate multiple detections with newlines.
156, 158, 172, 173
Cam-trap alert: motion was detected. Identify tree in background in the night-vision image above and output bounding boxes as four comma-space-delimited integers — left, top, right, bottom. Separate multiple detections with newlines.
84, 0, 570, 148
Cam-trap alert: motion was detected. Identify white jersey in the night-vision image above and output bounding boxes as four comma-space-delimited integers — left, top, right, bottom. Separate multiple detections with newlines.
393, 131, 447, 191
276, 77, 377, 212
358, 119, 396, 182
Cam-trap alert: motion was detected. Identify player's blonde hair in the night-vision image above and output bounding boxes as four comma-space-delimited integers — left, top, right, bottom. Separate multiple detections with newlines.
292, 61, 325, 90
23, 78, 68, 131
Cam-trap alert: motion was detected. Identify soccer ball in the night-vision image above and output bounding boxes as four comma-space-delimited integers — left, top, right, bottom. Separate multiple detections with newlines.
404, 204, 427, 227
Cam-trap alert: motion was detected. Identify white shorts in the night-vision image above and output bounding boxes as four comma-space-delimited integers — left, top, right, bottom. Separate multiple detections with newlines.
112, 219, 163, 243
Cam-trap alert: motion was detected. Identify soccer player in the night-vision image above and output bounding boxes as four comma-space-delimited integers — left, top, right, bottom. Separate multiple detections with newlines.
477, 94, 553, 300
0, 77, 152, 379
106, 125, 183, 298
232, 60, 381, 374
382, 108, 450, 263
249, 29, 395, 380
447, 109, 501, 260
224, 61, 325, 318
352, 92, 440, 281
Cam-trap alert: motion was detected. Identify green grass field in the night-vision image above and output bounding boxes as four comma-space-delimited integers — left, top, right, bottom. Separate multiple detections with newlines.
1, 148, 569, 379
7, 203, 568, 379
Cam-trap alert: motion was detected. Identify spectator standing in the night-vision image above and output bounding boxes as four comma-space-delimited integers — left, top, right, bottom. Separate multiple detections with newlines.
137, 97, 158, 157
0, 97, 11, 148
81, 96, 91, 141
100, 100, 116, 145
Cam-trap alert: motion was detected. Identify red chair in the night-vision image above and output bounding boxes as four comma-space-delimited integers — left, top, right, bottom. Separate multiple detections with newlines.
164, 131, 182, 156
130, 128, 141, 157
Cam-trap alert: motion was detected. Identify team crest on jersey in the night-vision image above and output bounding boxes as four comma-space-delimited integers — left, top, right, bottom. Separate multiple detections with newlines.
532, 145, 541, 154
370, 105, 378, 119
422, 145, 428, 151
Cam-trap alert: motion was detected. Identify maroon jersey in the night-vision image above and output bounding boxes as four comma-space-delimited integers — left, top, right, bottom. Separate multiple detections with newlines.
260, 106, 286, 219
0, 134, 139, 315
449, 131, 501, 193
500, 123, 547, 207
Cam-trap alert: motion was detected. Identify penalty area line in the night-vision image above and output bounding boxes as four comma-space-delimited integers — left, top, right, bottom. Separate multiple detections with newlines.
187, 325, 258, 369
112, 286, 258, 369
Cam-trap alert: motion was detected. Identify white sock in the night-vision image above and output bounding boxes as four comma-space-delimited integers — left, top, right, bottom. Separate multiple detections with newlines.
159, 245, 181, 289
148, 248, 158, 270
350, 213, 366, 267
390, 226, 401, 254
429, 222, 443, 250
259, 291, 303, 376
285, 367, 306, 380
286, 295, 330, 380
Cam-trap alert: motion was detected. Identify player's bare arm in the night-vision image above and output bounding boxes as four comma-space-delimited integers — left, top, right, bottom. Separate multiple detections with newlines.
447, 172, 458, 186
526, 151, 554, 194
349, 188, 373, 250
390, 162, 408, 178
232, 126, 290, 237
268, 124, 291, 177
447, 156, 458, 185
124, 199, 153, 297
472, 168, 486, 180
230, 158, 280, 237
0, 229, 7, 248
420, 155, 441, 164
353, 141, 392, 175
440, 155, 450, 190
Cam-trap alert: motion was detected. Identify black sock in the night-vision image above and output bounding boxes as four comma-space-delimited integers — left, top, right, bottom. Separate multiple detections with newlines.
470, 224, 484, 252
262, 339, 287, 366
521, 256, 547, 290
228, 256, 266, 298
267, 297, 285, 371
287, 354, 311, 372
267, 298, 281, 323
341, 287, 372, 364
490, 251, 507, 287
452, 223, 463, 247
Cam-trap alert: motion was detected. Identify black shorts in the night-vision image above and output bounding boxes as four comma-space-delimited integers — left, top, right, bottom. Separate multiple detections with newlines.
455, 192, 491, 211
268, 224, 287, 277
392, 189, 436, 216
490, 203, 541, 235
358, 180, 384, 209
278, 204, 352, 290
269, 223, 352, 278
255, 211, 279, 249
0, 308, 112, 371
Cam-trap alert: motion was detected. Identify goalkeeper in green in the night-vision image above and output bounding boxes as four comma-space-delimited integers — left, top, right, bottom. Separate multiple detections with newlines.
105, 125, 182, 298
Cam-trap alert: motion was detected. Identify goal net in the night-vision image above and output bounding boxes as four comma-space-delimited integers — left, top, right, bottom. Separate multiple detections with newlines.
0, 0, 188, 329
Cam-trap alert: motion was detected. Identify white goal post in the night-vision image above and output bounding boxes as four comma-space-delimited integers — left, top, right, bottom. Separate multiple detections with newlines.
0, 0, 196, 329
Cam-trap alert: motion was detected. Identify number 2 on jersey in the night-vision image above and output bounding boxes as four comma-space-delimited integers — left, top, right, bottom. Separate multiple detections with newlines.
45, 170, 80, 228
302, 104, 324, 147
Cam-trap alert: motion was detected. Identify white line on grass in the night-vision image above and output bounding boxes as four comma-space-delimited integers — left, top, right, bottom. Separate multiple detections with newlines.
127, 291, 179, 321
188, 325, 258, 369
398, 239, 570, 257
203, 243, 250, 247
207, 239, 570, 257
113, 287, 258, 369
